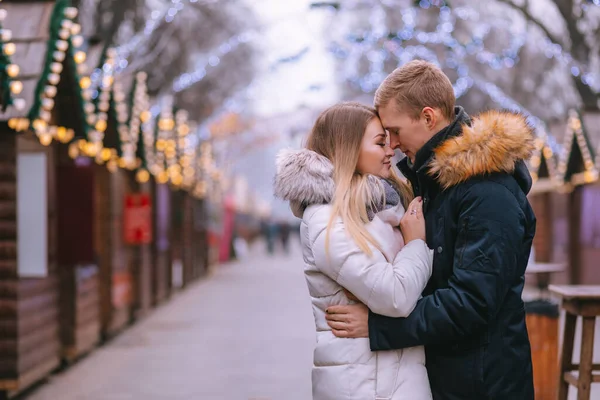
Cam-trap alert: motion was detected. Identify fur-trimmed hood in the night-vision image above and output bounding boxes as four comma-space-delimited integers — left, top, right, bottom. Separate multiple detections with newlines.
428, 110, 535, 190
273, 148, 388, 218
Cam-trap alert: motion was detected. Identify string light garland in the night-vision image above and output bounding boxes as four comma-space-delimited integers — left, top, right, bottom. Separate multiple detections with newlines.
153, 102, 174, 184
0, 5, 25, 113
124, 71, 150, 171
136, 93, 157, 184
556, 109, 598, 186
325, 2, 599, 95
528, 135, 559, 185
95, 0, 223, 84
20, 0, 93, 148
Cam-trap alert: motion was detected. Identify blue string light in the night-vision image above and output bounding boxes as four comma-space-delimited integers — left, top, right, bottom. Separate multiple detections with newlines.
326, 2, 599, 95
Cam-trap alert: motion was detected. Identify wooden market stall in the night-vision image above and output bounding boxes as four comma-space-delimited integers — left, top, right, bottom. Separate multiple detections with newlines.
90, 52, 134, 338
152, 181, 173, 304
524, 109, 600, 399
125, 73, 155, 320
553, 110, 599, 284
0, 3, 64, 396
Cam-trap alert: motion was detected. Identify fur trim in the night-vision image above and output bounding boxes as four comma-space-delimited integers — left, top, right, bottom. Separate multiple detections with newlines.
428, 110, 535, 189
273, 148, 385, 216
274, 148, 335, 206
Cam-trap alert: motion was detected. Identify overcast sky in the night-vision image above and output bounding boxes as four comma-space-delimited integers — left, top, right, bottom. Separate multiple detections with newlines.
246, 0, 339, 117
231, 0, 340, 220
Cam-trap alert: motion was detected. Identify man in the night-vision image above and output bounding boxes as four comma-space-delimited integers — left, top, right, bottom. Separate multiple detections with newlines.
325, 60, 537, 399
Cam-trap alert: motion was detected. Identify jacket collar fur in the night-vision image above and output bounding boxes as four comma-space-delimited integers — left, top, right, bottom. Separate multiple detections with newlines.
273, 149, 388, 218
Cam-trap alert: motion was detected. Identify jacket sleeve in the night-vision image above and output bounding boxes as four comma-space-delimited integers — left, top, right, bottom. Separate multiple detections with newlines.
309, 210, 433, 318
368, 182, 525, 350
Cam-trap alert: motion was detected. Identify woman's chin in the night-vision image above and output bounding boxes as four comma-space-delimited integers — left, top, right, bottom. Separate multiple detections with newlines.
377, 170, 391, 179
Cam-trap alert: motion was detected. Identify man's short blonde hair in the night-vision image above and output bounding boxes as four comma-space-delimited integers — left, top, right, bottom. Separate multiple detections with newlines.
374, 60, 456, 121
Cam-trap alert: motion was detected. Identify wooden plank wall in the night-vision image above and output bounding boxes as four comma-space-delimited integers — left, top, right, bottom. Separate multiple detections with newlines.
56, 155, 101, 362
96, 167, 131, 338
16, 137, 61, 392
107, 170, 131, 334
193, 199, 209, 279
182, 194, 194, 286
153, 183, 172, 305
130, 177, 153, 319
0, 136, 61, 394
0, 133, 20, 387
579, 184, 600, 284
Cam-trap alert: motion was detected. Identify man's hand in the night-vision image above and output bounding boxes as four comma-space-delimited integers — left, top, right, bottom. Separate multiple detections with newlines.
343, 289, 360, 302
325, 303, 369, 338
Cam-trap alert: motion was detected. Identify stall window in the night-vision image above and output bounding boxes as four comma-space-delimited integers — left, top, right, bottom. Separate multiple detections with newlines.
17, 152, 48, 277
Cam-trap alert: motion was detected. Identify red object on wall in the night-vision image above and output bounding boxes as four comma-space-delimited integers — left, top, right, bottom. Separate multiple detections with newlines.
124, 193, 152, 244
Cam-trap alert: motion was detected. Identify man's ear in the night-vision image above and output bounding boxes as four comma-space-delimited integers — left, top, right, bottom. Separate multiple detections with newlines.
421, 107, 437, 130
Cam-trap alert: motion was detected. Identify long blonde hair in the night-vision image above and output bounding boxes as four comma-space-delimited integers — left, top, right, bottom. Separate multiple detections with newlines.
306, 102, 413, 256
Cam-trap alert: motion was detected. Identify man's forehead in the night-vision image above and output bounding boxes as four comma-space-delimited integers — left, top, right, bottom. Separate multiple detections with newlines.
380, 103, 407, 119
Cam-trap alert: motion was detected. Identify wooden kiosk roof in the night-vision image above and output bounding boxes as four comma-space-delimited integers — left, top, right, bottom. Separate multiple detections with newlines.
0, 2, 55, 120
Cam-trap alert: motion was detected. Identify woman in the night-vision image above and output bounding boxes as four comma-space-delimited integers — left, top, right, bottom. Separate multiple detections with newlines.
274, 102, 433, 400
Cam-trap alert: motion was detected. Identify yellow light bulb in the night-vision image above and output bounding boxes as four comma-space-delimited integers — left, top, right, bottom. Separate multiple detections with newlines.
59, 28, 70, 40
44, 85, 57, 98
140, 111, 151, 123
42, 98, 55, 110
171, 174, 183, 186
8, 118, 17, 130
56, 126, 67, 142
80, 76, 91, 89
70, 23, 81, 36
61, 19, 73, 30
136, 169, 150, 183
118, 157, 128, 169
48, 73, 61, 85
56, 40, 69, 52
64, 7, 79, 19
65, 129, 75, 143
53, 51, 66, 62
32, 119, 46, 132
6, 64, 19, 78
156, 139, 167, 152
95, 119, 107, 132
177, 125, 190, 136
68, 142, 79, 159
85, 142, 99, 157
3, 43, 15, 56
107, 159, 118, 173
50, 62, 63, 74
17, 118, 30, 131
38, 133, 53, 146
74, 51, 86, 64
101, 148, 112, 162
9, 80, 22, 95
71, 35, 84, 48
168, 164, 181, 175
157, 171, 169, 184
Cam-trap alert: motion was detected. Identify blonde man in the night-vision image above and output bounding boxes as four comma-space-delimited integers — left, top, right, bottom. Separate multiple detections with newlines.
325, 61, 536, 400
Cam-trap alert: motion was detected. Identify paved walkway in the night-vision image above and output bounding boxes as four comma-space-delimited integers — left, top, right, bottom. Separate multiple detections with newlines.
24, 241, 315, 400
20, 239, 600, 400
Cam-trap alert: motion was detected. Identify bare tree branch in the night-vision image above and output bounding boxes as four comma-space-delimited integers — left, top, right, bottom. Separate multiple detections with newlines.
496, 0, 564, 47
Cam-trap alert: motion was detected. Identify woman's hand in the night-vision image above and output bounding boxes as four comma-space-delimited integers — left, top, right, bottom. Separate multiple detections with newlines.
400, 197, 425, 243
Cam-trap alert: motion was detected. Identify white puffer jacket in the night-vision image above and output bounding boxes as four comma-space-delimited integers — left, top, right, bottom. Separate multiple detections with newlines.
274, 149, 433, 400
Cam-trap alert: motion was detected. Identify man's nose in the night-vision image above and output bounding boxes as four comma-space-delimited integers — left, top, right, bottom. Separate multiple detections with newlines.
389, 135, 401, 150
